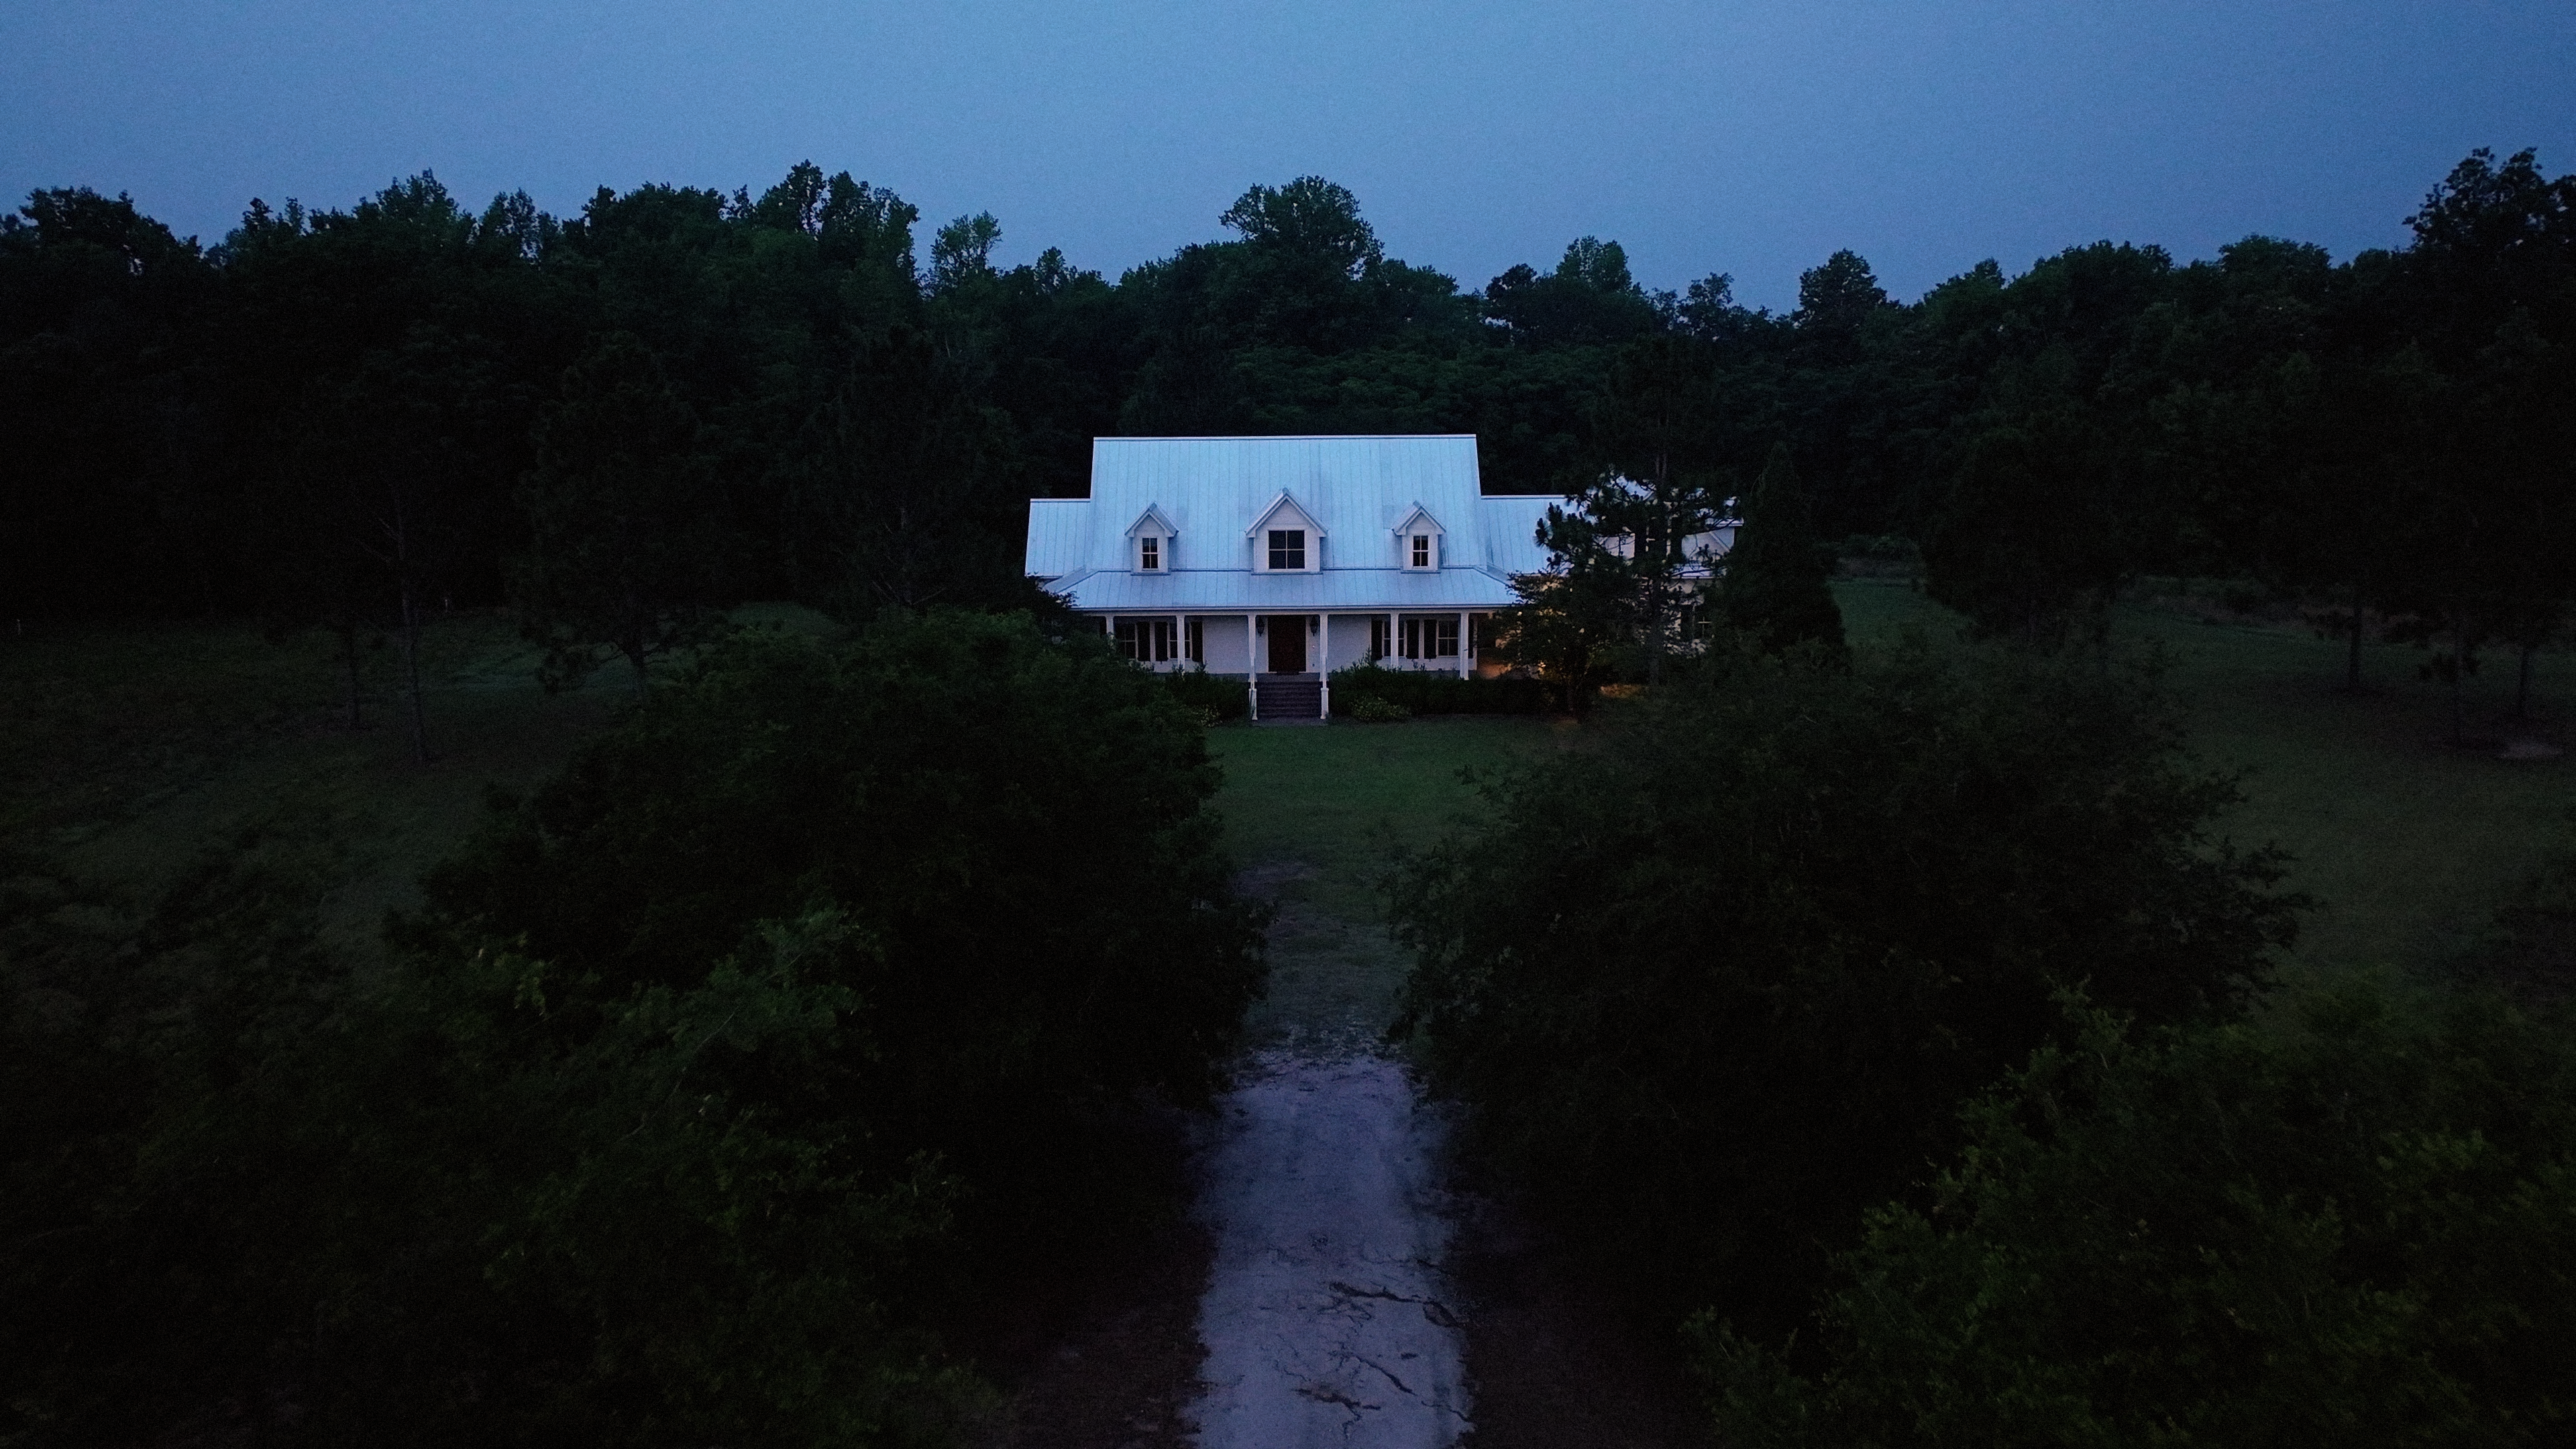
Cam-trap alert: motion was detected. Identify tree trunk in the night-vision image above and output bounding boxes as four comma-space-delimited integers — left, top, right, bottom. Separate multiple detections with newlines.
2345, 582, 2365, 692
339, 619, 365, 731
2449, 636, 2468, 749
398, 576, 429, 767
388, 497, 429, 768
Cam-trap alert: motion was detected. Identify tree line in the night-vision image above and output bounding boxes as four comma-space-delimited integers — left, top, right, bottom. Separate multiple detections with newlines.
6, 152, 2569, 696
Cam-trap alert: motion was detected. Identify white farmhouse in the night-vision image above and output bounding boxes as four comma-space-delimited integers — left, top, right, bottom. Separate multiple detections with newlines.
1024, 435, 1561, 718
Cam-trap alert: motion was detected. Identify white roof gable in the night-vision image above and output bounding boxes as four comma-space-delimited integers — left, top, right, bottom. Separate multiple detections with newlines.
1392, 502, 1445, 535
1124, 504, 1177, 538
1244, 490, 1325, 539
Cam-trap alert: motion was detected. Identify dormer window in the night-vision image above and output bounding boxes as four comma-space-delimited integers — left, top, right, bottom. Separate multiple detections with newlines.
1246, 490, 1324, 572
1124, 503, 1177, 575
1393, 502, 1445, 571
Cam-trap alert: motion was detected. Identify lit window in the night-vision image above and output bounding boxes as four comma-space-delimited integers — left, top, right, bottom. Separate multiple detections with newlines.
1138, 535, 1160, 570
1267, 529, 1305, 570
1411, 534, 1431, 568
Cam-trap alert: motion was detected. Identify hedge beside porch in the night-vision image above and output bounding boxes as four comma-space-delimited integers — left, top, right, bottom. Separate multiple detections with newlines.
1328, 663, 1551, 718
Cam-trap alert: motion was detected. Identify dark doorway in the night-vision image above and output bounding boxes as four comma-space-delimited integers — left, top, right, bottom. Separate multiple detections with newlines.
1267, 616, 1307, 674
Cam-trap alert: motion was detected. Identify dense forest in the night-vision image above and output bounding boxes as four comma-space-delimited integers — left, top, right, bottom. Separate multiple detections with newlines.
5, 150, 2571, 671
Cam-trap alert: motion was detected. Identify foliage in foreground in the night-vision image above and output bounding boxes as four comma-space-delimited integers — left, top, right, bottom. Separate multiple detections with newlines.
1, 611, 1265, 1446
1703, 980, 2576, 1447
1388, 638, 2296, 1330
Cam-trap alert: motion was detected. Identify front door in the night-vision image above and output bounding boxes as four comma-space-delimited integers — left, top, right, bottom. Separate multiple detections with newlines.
1266, 615, 1307, 674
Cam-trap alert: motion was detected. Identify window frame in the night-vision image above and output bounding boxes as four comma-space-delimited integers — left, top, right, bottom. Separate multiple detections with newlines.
1114, 618, 1178, 663
1267, 529, 1307, 572
1399, 616, 1460, 659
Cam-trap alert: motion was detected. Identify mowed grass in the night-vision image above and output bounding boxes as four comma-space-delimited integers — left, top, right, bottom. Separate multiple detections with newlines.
1835, 578, 2576, 974
1206, 716, 1565, 1046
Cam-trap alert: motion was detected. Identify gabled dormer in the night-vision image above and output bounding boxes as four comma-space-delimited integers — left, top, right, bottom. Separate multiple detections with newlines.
1245, 491, 1324, 573
1391, 502, 1445, 570
1125, 504, 1177, 574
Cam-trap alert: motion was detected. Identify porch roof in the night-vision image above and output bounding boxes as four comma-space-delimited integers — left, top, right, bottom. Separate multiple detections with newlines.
1046, 566, 1521, 612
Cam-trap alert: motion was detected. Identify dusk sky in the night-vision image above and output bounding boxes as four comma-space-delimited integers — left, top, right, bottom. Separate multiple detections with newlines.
9, 0, 2573, 309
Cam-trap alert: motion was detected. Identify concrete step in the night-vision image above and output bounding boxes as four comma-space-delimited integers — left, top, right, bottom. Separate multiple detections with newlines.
1253, 677, 1324, 720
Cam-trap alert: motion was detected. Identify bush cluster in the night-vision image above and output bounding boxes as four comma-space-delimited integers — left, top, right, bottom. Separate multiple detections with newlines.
1706, 981, 2576, 1446
1, 612, 1266, 1446
1389, 638, 2297, 1330
1161, 664, 1250, 722
1328, 661, 1552, 717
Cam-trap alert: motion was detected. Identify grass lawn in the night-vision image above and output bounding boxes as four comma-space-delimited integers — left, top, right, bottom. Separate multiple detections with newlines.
1836, 578, 2576, 975
1, 612, 634, 961
1205, 716, 1565, 1047
1, 606, 855, 962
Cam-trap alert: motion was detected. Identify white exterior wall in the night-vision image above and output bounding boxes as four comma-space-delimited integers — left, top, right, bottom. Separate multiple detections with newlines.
1322, 615, 1375, 673
1205, 615, 1254, 674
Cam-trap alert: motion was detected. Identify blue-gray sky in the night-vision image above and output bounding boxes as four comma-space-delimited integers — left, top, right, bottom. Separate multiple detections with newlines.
9, 1, 2572, 309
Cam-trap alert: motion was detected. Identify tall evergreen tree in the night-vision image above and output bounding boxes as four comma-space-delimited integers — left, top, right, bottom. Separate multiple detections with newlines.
1718, 443, 1846, 659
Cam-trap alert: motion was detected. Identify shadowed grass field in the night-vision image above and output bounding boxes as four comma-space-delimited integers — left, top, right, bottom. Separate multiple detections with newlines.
1837, 578, 2576, 975
1, 612, 702, 962
12, 586, 2563, 1004
1205, 716, 1564, 1046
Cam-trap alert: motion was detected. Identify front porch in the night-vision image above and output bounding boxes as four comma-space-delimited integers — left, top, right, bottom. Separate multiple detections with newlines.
1105, 611, 1499, 681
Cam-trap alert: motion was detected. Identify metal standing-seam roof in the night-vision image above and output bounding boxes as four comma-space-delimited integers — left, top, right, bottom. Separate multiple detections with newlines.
1024, 435, 1567, 612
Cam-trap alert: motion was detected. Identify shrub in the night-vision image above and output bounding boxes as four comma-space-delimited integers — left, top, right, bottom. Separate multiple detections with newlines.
1327, 661, 1550, 717
1835, 533, 1924, 579
1388, 637, 2297, 1331
1162, 664, 1249, 722
1704, 981, 2576, 1448
1350, 694, 1412, 723
417, 612, 1268, 1226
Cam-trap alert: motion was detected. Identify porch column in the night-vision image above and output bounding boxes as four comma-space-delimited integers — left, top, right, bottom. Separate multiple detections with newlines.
1319, 614, 1332, 719
1458, 611, 1470, 678
1246, 614, 1258, 674
1175, 612, 1185, 670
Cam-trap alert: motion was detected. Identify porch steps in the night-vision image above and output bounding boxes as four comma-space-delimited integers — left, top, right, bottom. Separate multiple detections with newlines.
1254, 674, 1324, 722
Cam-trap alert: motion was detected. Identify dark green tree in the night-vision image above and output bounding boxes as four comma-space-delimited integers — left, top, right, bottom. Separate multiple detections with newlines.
1582, 335, 1729, 680
1705, 981, 2576, 1448
789, 325, 1024, 615
515, 332, 732, 693
1717, 443, 1846, 657
1923, 409, 2129, 643
1391, 640, 2296, 1331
